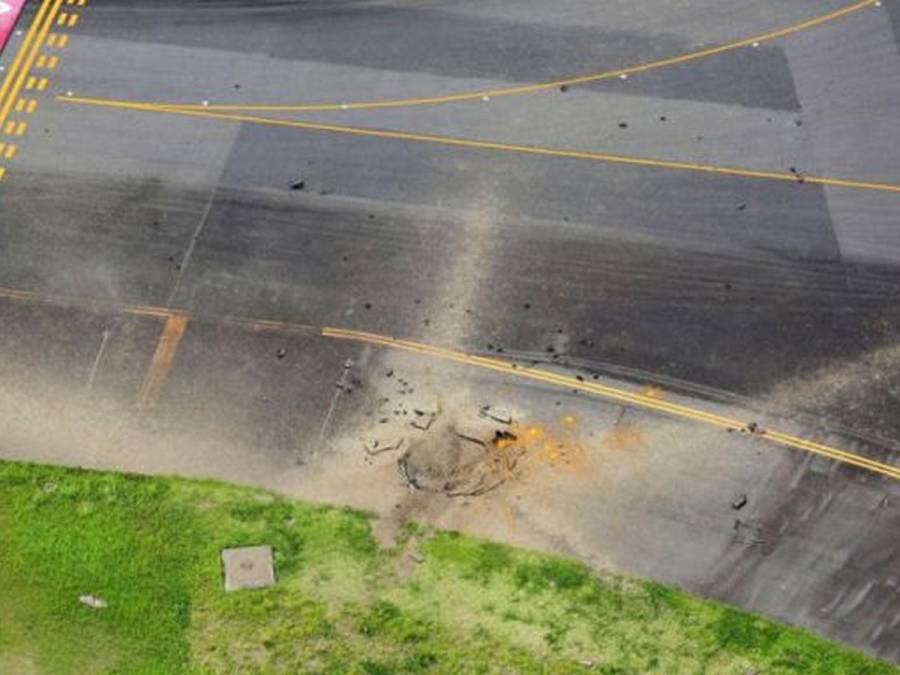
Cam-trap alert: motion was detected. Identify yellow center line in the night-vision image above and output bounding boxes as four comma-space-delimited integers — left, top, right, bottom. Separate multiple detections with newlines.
58, 95, 900, 195
321, 327, 900, 481
0, 0, 64, 131
130, 0, 875, 114
0, 0, 55, 120
136, 314, 189, 409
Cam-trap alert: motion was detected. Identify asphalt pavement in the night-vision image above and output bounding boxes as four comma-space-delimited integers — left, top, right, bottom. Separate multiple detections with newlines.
1, 0, 900, 661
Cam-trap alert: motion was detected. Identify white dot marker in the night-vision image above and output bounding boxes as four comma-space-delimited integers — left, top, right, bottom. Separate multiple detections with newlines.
619, 73, 628, 80
201, 100, 209, 107
875, 1, 881, 6
482, 95, 490, 102
15, 30, 22, 36
66, 90, 73, 97
752, 41, 760, 48
340, 103, 348, 109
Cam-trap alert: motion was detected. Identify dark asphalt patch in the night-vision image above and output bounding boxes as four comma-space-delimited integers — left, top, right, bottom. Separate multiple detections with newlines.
79, 2, 800, 110
218, 121, 838, 260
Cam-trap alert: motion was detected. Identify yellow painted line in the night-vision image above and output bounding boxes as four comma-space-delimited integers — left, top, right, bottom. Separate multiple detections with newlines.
35, 54, 47, 68
155, 0, 876, 113
46, 32, 57, 47
0, 0, 64, 131
0, 280, 893, 478
67, 13, 78, 27
36, 77, 49, 92
26, 99, 37, 114
59, 95, 900, 195
4, 144, 16, 159
322, 327, 900, 481
57, 33, 68, 48
14, 98, 24, 112
135, 314, 189, 409
24, 76, 36, 91
0, 0, 55, 124
3, 120, 14, 134
56, 12, 67, 26
0, 285, 177, 319
14, 121, 26, 136
0, 167, 6, 181
47, 55, 59, 69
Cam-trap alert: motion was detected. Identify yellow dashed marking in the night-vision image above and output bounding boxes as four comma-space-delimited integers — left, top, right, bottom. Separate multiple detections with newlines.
4, 121, 16, 135
14, 121, 26, 136
35, 54, 47, 68
25, 76, 37, 91
47, 55, 59, 69
46, 33, 57, 47
57, 34, 68, 48
56, 12, 68, 26
14, 99, 24, 112
4, 145, 16, 159
0, 167, 6, 182
67, 13, 79, 27
26, 100, 37, 114
36, 77, 48, 92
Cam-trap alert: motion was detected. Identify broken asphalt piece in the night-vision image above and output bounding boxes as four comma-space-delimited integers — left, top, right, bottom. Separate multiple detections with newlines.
492, 430, 518, 447
480, 406, 513, 425
411, 413, 436, 431
290, 179, 305, 190
385, 369, 394, 378
397, 456, 421, 490
79, 595, 107, 609
737, 203, 747, 211
365, 438, 404, 456
731, 494, 748, 510
276, 348, 287, 359
559, 84, 568, 92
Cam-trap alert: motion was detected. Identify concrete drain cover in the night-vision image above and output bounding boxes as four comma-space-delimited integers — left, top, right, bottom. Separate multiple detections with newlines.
221, 545, 275, 592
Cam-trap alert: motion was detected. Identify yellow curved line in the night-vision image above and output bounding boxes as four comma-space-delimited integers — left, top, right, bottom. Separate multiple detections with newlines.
57, 95, 900, 194
151, 0, 876, 113
322, 327, 900, 481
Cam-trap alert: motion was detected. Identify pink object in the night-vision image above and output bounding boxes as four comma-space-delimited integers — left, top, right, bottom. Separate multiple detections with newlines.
0, 1, 27, 56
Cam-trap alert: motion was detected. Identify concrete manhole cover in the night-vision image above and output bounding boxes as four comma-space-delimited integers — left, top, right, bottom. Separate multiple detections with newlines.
221, 545, 276, 592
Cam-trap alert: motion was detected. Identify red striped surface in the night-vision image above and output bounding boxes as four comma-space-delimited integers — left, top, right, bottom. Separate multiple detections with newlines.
0, 1, 27, 55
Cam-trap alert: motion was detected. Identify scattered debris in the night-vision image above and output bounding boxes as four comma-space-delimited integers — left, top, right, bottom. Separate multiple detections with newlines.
385, 369, 394, 378
618, 122, 628, 129
737, 203, 746, 211
732, 494, 748, 510
559, 84, 568, 93
276, 348, 287, 359
290, 179, 305, 191
78, 595, 107, 609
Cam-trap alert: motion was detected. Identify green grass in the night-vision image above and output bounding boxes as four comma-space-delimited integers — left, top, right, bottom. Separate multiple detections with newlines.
0, 460, 894, 674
